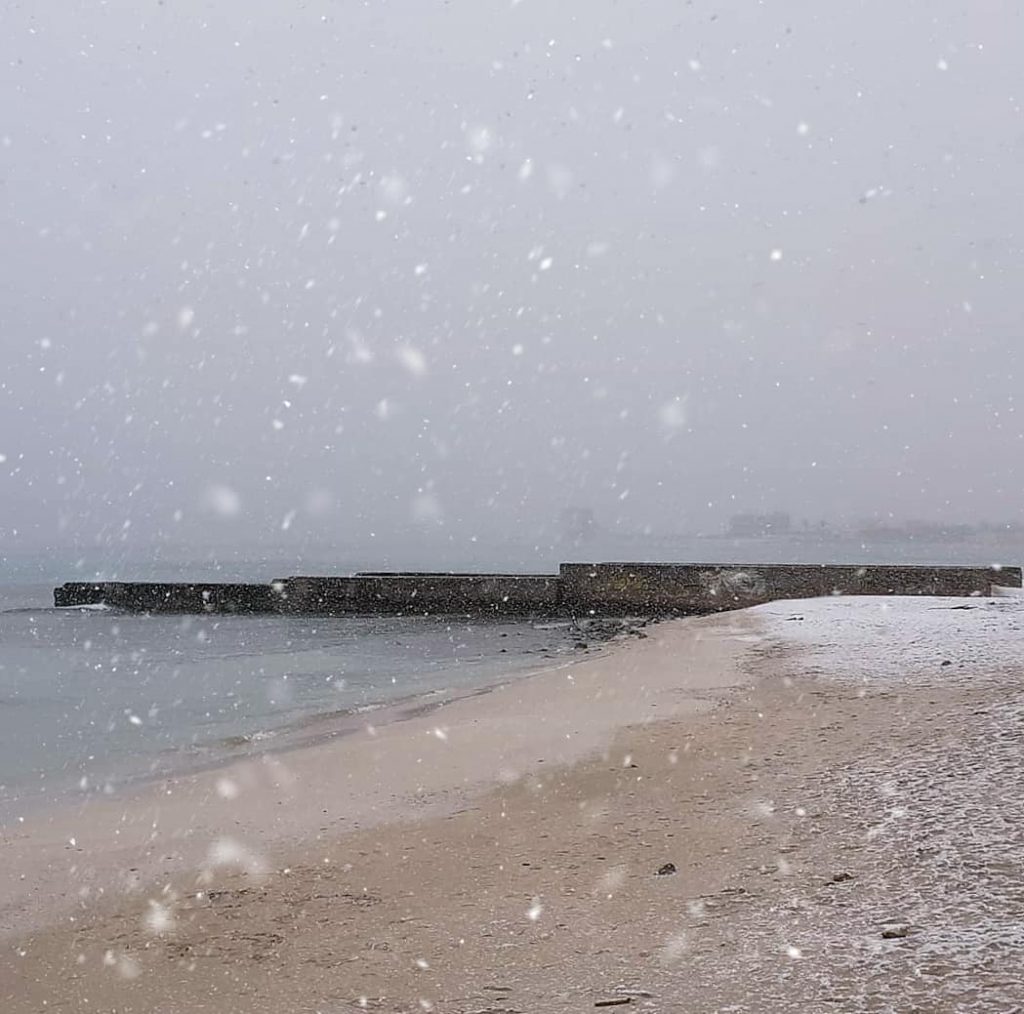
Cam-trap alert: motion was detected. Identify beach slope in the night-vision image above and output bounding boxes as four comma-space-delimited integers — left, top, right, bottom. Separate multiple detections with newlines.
3, 597, 1024, 1012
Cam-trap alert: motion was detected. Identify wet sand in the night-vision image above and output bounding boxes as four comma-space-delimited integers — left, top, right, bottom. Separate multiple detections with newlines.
3, 601, 1024, 1012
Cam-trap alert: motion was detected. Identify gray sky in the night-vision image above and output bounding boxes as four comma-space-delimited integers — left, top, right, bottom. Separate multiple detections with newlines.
2, 0, 1022, 566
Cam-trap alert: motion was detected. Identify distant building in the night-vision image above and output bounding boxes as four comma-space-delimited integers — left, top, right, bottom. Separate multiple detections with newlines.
858, 520, 976, 542
727, 512, 792, 538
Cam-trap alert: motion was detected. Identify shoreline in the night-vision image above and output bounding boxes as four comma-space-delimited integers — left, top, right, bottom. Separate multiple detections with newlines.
1, 609, 641, 823
4, 597, 1024, 1011
0, 612, 715, 941
62, 651, 592, 821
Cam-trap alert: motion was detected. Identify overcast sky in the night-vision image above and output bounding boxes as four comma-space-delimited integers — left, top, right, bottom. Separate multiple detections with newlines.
2, 0, 1022, 568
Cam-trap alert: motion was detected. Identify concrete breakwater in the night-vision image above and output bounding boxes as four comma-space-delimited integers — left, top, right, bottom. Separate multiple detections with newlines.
53, 563, 1020, 616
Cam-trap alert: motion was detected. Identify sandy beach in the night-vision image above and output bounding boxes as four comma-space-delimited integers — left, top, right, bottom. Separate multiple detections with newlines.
3, 597, 1024, 1013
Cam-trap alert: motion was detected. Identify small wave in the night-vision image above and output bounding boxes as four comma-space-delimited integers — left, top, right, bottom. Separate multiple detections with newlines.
4, 602, 123, 615
213, 729, 278, 749
352, 702, 388, 714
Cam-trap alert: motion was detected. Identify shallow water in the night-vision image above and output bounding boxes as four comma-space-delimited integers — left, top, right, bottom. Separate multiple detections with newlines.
0, 583, 580, 818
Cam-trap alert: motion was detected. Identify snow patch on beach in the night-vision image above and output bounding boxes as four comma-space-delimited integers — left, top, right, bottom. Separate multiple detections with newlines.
799, 694, 1024, 1010
720, 593, 1024, 1010
754, 594, 1024, 684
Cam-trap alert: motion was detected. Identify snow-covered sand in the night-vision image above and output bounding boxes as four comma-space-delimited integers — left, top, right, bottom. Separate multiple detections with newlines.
734, 595, 1024, 1011
756, 591, 1024, 683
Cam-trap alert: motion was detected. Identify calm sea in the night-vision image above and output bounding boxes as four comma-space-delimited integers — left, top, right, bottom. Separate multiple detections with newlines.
0, 582, 580, 820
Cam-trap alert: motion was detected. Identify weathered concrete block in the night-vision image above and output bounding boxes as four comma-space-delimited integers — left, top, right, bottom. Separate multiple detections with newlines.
280, 574, 560, 616
53, 581, 285, 613
53, 564, 1021, 616
54, 582, 109, 608
559, 563, 1020, 615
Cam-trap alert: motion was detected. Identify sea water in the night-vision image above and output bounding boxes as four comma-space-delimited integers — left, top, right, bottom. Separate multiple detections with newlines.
0, 583, 580, 818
